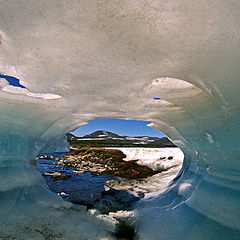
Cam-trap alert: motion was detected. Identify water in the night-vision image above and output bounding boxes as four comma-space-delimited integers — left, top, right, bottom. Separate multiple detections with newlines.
36, 152, 122, 207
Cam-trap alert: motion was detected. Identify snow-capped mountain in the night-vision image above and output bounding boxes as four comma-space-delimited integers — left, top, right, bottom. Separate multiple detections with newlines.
67, 130, 175, 146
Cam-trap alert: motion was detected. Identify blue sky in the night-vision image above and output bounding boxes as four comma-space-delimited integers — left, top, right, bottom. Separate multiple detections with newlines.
72, 118, 165, 138
0, 75, 26, 88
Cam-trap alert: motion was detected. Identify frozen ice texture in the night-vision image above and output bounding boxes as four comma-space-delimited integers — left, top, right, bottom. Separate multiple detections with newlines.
105, 148, 184, 199
0, 0, 239, 239
112, 147, 184, 171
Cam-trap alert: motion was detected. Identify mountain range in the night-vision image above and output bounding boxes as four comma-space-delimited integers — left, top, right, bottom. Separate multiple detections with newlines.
66, 130, 175, 146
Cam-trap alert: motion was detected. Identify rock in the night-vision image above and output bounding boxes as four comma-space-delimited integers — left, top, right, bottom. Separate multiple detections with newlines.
57, 192, 69, 198
45, 171, 61, 177
60, 146, 160, 179
94, 189, 140, 214
72, 170, 86, 174
44, 171, 71, 180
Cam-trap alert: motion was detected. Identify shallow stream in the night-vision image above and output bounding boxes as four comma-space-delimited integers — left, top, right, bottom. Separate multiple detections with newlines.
36, 152, 123, 207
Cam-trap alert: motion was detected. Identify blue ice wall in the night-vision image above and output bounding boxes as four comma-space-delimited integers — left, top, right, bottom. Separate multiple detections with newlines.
0, 0, 239, 239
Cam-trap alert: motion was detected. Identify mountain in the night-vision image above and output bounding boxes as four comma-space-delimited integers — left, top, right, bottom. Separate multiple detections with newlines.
66, 130, 175, 146
81, 130, 122, 139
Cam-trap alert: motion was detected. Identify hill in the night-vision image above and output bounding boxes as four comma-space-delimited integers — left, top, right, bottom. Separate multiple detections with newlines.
66, 130, 176, 148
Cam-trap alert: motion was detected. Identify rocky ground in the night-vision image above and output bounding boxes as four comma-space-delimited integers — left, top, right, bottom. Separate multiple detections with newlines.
37, 147, 183, 239
59, 146, 161, 179
39, 147, 183, 208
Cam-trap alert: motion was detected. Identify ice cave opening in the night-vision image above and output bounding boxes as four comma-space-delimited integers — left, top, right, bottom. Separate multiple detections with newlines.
0, 73, 239, 239
37, 118, 184, 206
0, 1, 240, 239
35, 118, 185, 240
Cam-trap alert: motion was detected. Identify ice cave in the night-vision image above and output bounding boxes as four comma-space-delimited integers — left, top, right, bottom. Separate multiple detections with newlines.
0, 0, 239, 239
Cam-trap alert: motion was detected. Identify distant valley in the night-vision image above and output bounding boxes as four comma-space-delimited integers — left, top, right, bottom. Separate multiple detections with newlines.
66, 130, 175, 147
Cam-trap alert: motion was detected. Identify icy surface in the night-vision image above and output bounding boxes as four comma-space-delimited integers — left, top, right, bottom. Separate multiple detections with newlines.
110, 147, 184, 171
0, 0, 239, 239
105, 148, 183, 198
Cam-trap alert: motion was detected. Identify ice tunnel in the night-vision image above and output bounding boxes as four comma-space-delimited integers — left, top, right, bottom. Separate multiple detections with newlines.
0, 0, 239, 239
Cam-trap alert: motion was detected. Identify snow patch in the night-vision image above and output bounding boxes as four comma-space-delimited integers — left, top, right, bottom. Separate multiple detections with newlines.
2, 85, 61, 99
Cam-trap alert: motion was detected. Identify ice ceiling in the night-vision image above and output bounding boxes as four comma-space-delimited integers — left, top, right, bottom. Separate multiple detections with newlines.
0, 0, 239, 239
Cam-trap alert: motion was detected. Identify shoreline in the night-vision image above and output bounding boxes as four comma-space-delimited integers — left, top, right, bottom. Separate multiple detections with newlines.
37, 146, 183, 205
36, 147, 183, 239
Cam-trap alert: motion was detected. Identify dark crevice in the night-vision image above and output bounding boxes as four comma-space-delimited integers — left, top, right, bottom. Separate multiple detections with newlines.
115, 221, 135, 240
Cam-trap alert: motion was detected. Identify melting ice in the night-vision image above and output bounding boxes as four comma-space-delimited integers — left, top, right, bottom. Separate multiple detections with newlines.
0, 0, 239, 239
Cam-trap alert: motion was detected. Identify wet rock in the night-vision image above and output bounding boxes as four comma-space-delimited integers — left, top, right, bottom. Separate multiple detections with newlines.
94, 189, 141, 214
44, 171, 71, 180
44, 171, 61, 177
57, 192, 69, 198
72, 170, 86, 174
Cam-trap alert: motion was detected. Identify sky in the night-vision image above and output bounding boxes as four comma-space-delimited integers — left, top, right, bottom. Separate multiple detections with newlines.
0, 75, 26, 88
72, 118, 165, 138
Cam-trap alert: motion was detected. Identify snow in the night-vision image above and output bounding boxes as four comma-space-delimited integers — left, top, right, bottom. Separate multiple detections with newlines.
108, 147, 183, 171
106, 147, 184, 198
0, 1, 239, 239
2, 85, 62, 99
